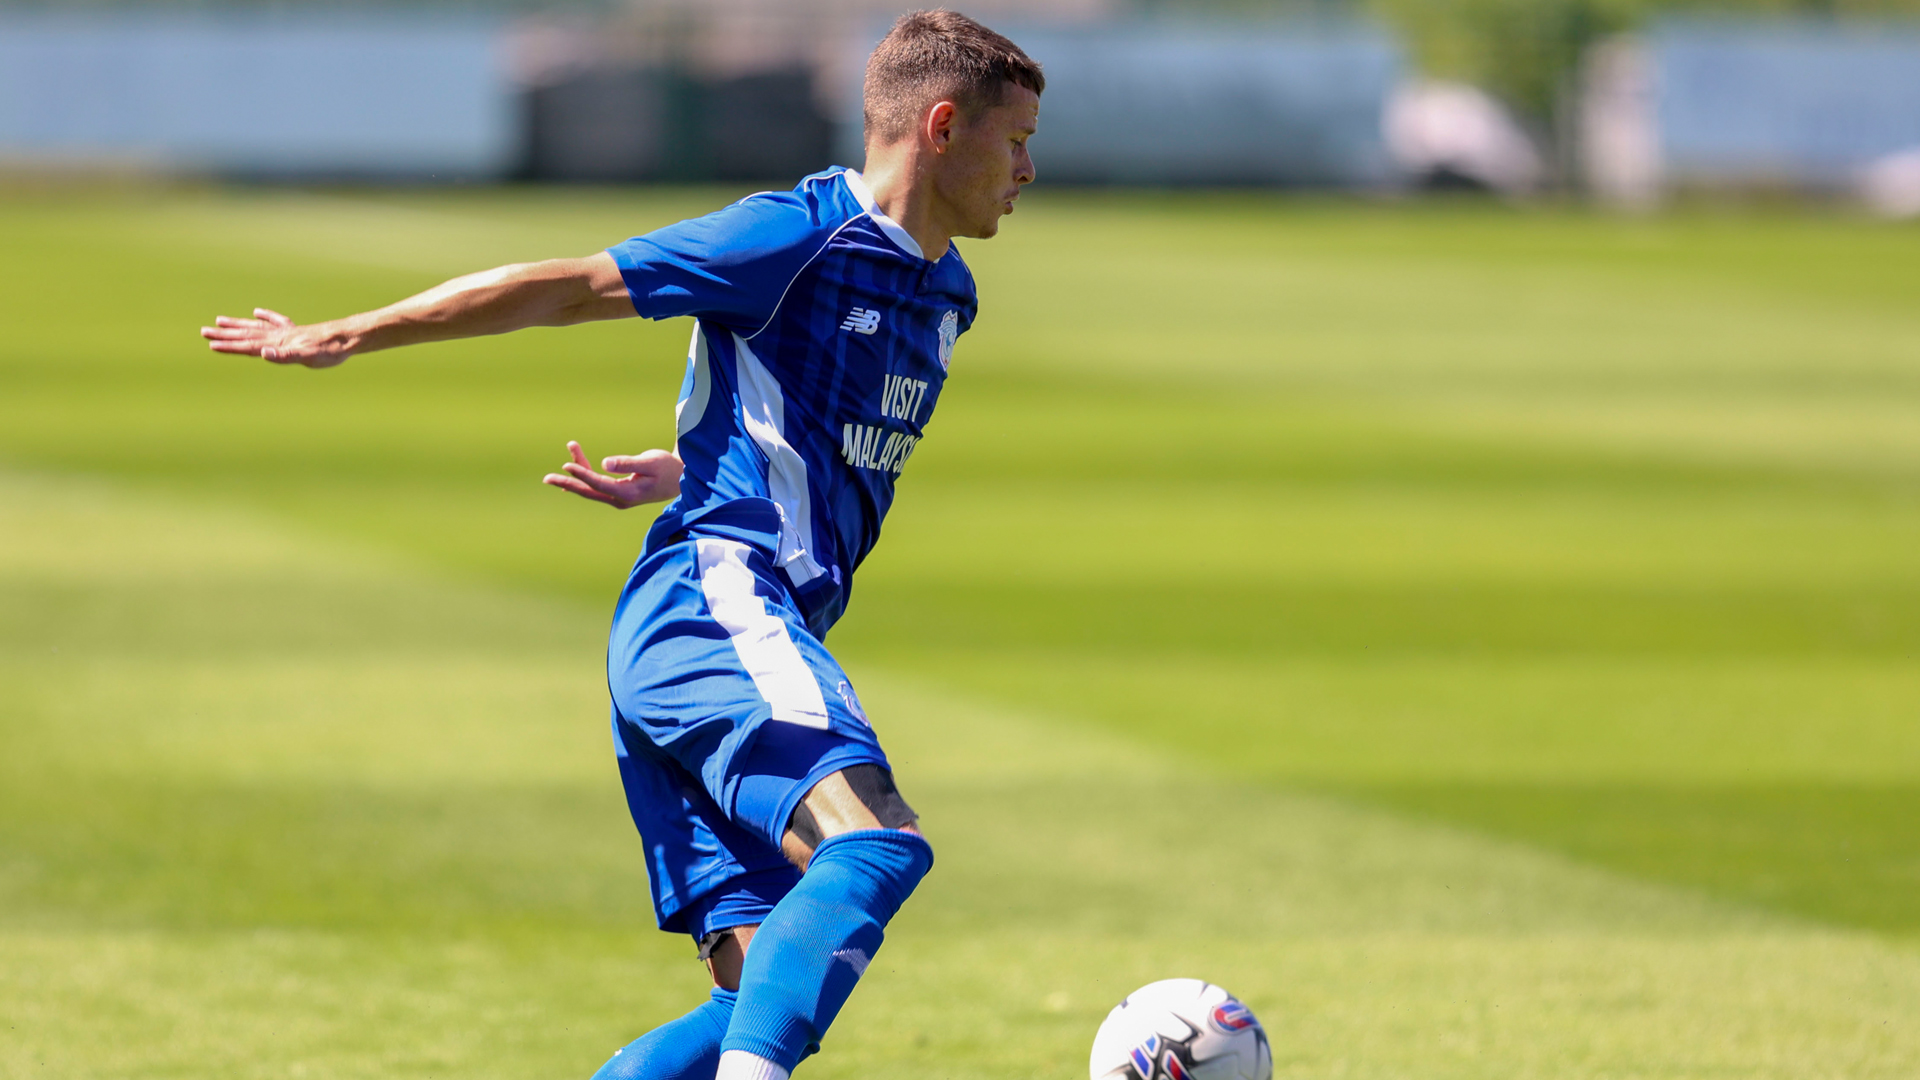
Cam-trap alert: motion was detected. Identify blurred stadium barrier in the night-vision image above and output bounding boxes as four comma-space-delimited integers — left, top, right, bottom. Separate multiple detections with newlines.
0, 11, 517, 179
1582, 19, 1920, 209
9, 3, 1920, 205
0, 5, 1399, 187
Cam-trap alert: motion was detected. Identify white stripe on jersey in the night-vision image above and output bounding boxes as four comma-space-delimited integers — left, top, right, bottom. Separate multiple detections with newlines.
732, 332, 829, 587
695, 538, 831, 728
675, 323, 711, 448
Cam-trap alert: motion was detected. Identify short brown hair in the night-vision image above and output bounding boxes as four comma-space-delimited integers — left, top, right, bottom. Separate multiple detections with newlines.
863, 10, 1044, 145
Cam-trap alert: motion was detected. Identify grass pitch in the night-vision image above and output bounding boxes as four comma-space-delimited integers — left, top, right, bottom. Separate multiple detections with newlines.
2, 186, 1918, 1078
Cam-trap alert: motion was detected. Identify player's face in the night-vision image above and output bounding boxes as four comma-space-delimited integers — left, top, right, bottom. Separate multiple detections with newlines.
935, 84, 1039, 240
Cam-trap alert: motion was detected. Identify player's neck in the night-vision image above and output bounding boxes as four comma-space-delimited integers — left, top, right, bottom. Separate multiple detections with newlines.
858, 156, 951, 262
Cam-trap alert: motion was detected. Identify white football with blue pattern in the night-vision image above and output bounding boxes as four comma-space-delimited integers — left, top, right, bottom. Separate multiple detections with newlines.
1089, 979, 1272, 1080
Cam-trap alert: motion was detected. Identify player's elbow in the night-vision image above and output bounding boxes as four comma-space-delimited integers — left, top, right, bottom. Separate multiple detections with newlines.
536, 256, 630, 326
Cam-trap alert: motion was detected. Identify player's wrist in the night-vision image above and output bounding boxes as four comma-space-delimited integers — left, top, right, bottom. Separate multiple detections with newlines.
328, 313, 383, 356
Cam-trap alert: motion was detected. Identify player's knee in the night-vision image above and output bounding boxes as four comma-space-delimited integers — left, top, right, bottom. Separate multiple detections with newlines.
783, 764, 920, 867
806, 825, 935, 918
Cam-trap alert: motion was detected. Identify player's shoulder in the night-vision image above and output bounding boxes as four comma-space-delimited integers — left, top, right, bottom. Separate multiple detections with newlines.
721, 168, 865, 241
729, 168, 974, 296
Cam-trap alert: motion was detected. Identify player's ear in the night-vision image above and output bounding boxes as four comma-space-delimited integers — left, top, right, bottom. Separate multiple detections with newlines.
925, 101, 958, 152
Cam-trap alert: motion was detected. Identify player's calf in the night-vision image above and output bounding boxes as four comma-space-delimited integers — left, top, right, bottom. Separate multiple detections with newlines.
590, 987, 736, 1080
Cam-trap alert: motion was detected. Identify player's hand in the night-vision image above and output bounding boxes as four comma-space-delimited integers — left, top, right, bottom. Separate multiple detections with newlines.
200, 308, 353, 368
542, 441, 683, 509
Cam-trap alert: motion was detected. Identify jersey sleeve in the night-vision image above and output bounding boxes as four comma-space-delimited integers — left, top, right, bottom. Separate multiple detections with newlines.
607, 190, 833, 329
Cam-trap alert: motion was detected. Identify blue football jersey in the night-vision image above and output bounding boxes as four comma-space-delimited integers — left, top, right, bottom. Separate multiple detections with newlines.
608, 168, 976, 637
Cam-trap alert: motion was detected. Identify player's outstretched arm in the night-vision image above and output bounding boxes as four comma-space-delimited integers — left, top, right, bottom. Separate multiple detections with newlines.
542, 441, 683, 509
199, 253, 633, 368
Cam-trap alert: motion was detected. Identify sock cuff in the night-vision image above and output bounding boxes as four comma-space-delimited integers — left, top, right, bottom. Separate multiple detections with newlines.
709, 986, 739, 1007
805, 828, 932, 915
811, 827, 933, 870
715, 1049, 790, 1080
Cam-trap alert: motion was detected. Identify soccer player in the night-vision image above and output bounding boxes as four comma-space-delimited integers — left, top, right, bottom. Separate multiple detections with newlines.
200, 11, 1041, 1080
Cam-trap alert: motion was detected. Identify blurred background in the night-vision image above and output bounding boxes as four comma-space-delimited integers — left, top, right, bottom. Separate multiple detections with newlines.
3, 0, 1920, 206
3, 3, 1919, 1080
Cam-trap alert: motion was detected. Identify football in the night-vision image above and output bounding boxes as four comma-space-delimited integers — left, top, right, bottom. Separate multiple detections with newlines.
1089, 979, 1272, 1080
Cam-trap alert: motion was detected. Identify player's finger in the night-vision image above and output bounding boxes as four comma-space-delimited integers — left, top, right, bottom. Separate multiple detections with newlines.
562, 461, 622, 492
567, 441, 593, 469
255, 308, 295, 327
543, 474, 619, 506
545, 475, 612, 501
207, 339, 266, 354
214, 315, 266, 329
201, 325, 263, 340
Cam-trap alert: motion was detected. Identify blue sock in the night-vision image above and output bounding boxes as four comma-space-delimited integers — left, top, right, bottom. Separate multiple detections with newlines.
591, 987, 737, 1080
720, 829, 934, 1071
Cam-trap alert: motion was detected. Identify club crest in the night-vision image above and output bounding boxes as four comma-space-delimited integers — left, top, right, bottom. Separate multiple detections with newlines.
937, 309, 958, 370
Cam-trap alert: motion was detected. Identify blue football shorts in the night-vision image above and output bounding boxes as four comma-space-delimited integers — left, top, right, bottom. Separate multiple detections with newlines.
607, 535, 889, 941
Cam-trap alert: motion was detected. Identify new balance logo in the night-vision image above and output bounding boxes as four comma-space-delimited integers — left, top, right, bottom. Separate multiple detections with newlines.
831, 948, 871, 976
839, 308, 881, 335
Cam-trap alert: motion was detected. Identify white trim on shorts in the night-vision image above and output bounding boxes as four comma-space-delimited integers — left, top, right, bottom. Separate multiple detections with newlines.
694, 538, 832, 729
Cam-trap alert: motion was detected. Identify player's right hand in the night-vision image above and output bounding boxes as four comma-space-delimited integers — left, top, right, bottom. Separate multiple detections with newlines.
543, 441, 683, 509
200, 308, 353, 368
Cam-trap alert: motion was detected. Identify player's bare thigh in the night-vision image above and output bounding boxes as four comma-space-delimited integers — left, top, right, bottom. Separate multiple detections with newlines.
704, 766, 921, 991
778, 766, 921, 870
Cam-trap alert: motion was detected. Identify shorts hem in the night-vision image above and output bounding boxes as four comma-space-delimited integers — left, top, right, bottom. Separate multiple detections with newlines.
656, 856, 792, 935
676, 863, 801, 940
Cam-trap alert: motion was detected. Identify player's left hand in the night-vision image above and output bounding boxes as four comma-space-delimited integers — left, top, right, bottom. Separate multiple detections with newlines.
542, 441, 682, 509
200, 308, 354, 368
